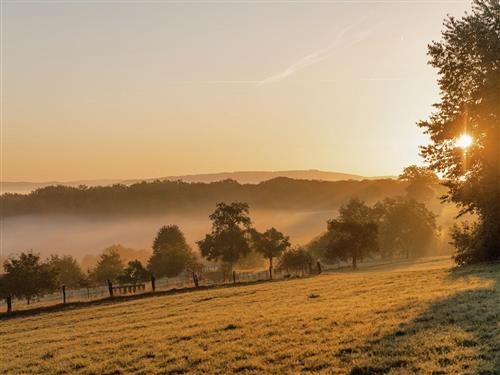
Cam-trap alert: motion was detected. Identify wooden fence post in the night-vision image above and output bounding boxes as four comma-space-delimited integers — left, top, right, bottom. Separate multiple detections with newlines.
192, 271, 199, 288
317, 261, 322, 274
62, 285, 66, 304
6, 295, 12, 313
151, 275, 156, 292
107, 280, 113, 297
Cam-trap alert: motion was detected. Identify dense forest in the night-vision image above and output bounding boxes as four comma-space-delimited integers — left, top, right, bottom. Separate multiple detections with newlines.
1, 178, 407, 217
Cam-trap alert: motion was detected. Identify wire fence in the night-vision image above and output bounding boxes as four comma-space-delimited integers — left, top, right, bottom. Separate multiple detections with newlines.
0, 262, 340, 313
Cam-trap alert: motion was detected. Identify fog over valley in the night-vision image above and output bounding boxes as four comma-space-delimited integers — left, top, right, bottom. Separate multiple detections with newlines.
1, 209, 336, 260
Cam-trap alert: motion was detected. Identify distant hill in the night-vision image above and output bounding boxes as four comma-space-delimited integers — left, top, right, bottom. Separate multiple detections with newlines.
1, 170, 392, 194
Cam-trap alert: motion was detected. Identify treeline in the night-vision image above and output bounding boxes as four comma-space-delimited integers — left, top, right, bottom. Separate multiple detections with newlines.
1, 192, 438, 311
0, 177, 407, 217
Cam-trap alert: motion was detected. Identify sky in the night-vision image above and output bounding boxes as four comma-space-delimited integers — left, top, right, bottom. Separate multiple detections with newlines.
1, 0, 471, 182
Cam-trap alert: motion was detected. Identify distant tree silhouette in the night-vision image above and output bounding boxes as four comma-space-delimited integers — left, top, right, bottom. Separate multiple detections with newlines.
197, 202, 252, 273
374, 197, 437, 259
398, 165, 439, 202
326, 199, 378, 269
47, 254, 86, 288
118, 260, 150, 285
90, 249, 124, 284
419, 0, 500, 264
278, 246, 313, 275
147, 225, 194, 278
251, 227, 290, 279
306, 232, 333, 264
2, 252, 58, 304
0, 178, 407, 217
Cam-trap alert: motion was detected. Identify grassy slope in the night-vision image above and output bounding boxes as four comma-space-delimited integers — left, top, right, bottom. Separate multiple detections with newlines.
1, 257, 498, 374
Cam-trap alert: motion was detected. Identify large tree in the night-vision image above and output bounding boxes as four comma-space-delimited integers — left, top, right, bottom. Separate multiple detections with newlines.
251, 227, 291, 279
325, 199, 379, 269
375, 197, 438, 259
3, 253, 59, 304
147, 225, 194, 278
419, 0, 500, 263
197, 202, 252, 272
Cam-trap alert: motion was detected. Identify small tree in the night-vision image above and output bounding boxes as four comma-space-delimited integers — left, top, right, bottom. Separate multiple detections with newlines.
278, 247, 313, 275
118, 260, 150, 285
326, 198, 379, 269
46, 254, 86, 288
90, 249, 124, 284
148, 225, 194, 278
197, 202, 252, 273
3, 252, 58, 304
251, 228, 290, 279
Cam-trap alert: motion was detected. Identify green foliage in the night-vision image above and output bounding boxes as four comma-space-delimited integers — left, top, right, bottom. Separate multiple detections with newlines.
46, 254, 86, 288
90, 249, 124, 284
326, 199, 379, 269
375, 197, 438, 259
148, 225, 194, 278
197, 202, 252, 269
2, 252, 59, 304
278, 246, 313, 274
118, 260, 150, 285
419, 0, 500, 263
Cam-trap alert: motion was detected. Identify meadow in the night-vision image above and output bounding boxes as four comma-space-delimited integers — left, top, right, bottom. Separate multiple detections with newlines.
1, 257, 498, 374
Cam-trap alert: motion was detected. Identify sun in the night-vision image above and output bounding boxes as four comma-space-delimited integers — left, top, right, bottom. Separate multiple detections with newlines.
455, 134, 473, 149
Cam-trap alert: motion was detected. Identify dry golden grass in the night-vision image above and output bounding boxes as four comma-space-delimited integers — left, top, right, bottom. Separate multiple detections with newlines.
1, 256, 499, 374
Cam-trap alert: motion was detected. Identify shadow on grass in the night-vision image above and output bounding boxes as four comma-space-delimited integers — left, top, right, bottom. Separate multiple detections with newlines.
346, 262, 500, 375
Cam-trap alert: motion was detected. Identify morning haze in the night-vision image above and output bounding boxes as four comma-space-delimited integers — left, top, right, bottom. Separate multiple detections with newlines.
3, 1, 469, 182
1, 1, 499, 374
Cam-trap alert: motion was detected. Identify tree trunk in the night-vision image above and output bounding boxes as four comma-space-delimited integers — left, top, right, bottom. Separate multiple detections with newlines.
6, 295, 12, 313
352, 254, 357, 270
151, 275, 156, 292
269, 257, 273, 280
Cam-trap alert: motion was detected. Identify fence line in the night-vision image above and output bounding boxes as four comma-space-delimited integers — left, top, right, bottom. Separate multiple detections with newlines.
1, 258, 383, 313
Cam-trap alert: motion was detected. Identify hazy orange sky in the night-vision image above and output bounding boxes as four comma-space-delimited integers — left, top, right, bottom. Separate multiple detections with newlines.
1, 1, 470, 182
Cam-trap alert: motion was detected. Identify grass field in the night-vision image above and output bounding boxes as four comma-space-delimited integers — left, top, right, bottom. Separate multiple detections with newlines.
1, 256, 499, 374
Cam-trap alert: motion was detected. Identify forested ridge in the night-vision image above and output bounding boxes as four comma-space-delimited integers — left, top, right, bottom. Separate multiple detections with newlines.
0, 177, 406, 217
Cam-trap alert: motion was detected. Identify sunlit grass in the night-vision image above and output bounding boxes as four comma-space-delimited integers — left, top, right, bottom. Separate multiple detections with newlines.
1, 257, 498, 374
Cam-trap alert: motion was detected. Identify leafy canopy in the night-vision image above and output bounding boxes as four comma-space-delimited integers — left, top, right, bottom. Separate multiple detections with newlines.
3, 252, 59, 303
418, 0, 500, 263
148, 225, 194, 278
326, 198, 379, 269
197, 202, 252, 267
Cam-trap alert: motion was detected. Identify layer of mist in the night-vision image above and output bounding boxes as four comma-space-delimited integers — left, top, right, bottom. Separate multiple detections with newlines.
0, 209, 336, 260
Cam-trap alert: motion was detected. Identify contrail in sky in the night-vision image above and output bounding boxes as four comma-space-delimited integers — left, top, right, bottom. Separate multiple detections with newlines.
257, 22, 371, 86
